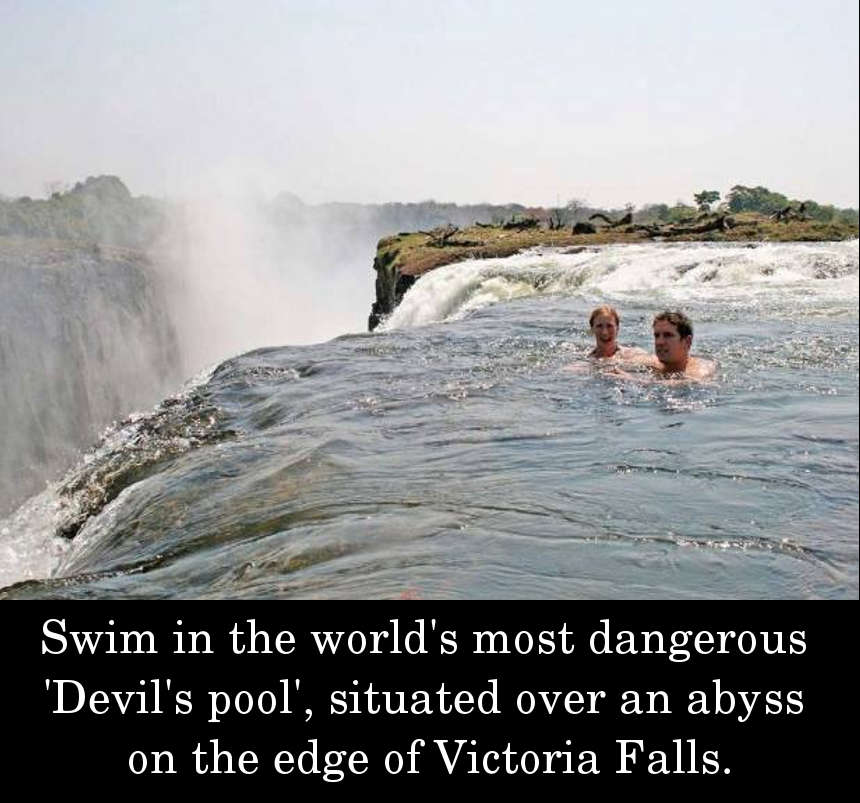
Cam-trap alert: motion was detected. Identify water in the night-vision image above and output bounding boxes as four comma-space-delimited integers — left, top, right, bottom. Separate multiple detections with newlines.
2, 241, 857, 598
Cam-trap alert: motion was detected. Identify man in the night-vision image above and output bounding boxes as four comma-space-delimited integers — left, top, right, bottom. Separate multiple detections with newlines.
650, 311, 715, 380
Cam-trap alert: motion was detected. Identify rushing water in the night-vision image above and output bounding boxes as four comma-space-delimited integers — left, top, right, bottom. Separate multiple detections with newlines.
1, 241, 857, 598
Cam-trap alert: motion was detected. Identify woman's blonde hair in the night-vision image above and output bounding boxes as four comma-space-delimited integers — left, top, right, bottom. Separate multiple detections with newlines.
589, 305, 619, 328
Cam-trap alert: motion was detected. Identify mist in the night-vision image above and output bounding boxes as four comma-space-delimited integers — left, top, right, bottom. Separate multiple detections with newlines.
153, 191, 376, 376
0, 178, 396, 514
2, 167, 531, 516
0, 239, 181, 514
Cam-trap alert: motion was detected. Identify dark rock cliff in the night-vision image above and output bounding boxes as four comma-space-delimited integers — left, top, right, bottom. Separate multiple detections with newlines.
367, 243, 416, 330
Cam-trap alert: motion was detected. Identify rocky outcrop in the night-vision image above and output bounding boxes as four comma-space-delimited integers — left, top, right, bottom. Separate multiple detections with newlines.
367, 242, 416, 330
366, 215, 859, 329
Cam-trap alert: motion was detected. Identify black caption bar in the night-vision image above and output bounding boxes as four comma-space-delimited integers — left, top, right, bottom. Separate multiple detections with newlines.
6, 602, 855, 791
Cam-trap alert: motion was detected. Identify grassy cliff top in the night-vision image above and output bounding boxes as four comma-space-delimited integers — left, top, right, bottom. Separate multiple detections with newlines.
377, 213, 858, 278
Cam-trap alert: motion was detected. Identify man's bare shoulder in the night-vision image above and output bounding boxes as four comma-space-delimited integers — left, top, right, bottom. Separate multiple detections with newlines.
686, 357, 716, 380
656, 359, 715, 382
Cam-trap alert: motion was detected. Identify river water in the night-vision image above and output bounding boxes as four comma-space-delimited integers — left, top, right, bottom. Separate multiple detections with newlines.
2, 240, 857, 598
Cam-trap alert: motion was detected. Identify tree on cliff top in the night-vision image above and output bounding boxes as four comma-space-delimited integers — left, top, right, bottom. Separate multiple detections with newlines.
727, 185, 790, 215
694, 190, 720, 212
565, 198, 589, 222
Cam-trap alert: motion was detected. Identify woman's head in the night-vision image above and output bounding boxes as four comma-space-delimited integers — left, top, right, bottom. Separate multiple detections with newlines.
589, 305, 620, 329
589, 305, 620, 357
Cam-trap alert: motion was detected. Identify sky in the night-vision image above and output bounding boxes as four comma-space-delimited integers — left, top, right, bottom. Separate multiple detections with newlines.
2, 0, 858, 208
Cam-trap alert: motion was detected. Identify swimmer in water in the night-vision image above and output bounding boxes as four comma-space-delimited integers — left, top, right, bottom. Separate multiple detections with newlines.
564, 305, 647, 373
588, 305, 646, 360
649, 310, 715, 380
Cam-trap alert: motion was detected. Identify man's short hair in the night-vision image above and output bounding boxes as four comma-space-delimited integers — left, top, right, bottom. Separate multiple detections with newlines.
653, 310, 693, 338
589, 304, 620, 328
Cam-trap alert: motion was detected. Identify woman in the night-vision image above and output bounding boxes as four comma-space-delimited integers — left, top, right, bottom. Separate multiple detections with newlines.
565, 305, 644, 373
588, 305, 643, 360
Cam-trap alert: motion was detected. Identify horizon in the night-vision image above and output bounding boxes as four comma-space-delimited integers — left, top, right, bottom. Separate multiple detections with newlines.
3, 1, 858, 209
3, 173, 857, 213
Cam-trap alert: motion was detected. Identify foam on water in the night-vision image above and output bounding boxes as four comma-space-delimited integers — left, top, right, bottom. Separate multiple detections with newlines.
0, 363, 219, 587
382, 241, 859, 330
0, 489, 71, 588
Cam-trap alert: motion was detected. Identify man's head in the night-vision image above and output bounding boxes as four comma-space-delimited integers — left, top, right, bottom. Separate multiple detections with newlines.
589, 305, 620, 344
652, 310, 693, 368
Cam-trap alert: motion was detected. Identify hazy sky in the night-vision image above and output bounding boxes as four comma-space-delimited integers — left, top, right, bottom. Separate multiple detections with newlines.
3, 0, 858, 208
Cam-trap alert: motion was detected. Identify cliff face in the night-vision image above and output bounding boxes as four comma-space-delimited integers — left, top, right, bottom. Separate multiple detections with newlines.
367, 243, 416, 330
366, 215, 860, 329
0, 237, 183, 514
